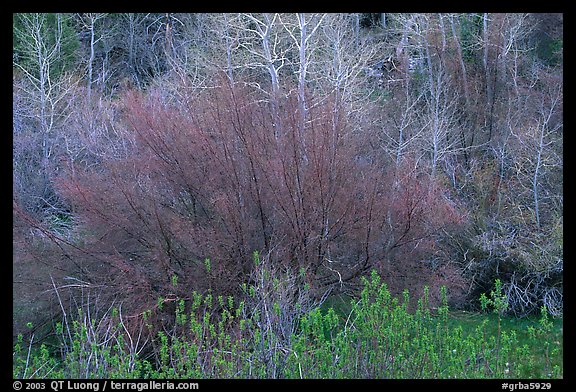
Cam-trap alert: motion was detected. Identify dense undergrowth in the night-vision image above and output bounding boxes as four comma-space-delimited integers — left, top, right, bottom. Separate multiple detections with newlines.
13, 14, 563, 380
13, 266, 562, 379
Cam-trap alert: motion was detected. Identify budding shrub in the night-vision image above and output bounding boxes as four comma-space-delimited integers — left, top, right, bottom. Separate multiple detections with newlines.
50, 79, 466, 328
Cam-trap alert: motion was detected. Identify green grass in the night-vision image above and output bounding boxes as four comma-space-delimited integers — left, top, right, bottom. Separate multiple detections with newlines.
446, 310, 563, 378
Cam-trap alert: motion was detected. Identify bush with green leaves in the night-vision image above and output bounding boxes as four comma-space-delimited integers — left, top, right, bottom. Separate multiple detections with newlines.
283, 272, 561, 379
13, 268, 562, 379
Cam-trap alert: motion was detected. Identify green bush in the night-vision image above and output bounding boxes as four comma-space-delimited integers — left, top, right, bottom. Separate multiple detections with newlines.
13, 270, 562, 379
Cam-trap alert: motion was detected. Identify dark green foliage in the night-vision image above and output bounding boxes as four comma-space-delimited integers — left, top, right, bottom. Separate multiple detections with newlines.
536, 37, 562, 67
530, 13, 563, 67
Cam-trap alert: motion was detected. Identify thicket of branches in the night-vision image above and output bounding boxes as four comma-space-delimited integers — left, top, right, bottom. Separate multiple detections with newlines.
15, 79, 466, 329
13, 13, 563, 342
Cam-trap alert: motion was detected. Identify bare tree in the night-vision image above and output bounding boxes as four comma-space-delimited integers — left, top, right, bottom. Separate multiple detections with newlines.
510, 81, 562, 229
281, 13, 327, 132
318, 14, 382, 132
77, 13, 107, 103
240, 13, 287, 98
239, 13, 291, 136
13, 13, 79, 165
448, 14, 471, 107
13, 13, 80, 220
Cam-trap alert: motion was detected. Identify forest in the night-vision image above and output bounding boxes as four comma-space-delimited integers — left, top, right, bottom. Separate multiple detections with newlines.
12, 13, 563, 379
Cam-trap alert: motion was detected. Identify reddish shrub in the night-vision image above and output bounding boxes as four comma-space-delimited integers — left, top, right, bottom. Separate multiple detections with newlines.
50, 79, 467, 318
